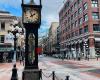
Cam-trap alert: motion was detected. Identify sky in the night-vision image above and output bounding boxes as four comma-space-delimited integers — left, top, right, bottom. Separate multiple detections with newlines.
0, 0, 64, 37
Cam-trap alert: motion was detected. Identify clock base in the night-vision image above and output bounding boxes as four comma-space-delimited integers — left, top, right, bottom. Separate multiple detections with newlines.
22, 69, 41, 80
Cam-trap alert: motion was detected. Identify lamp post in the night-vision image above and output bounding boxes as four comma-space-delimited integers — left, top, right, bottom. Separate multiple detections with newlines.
10, 20, 24, 80
84, 41, 89, 60
9, 20, 23, 64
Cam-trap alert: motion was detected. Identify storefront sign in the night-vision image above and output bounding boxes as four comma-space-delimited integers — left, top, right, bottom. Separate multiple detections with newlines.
0, 47, 14, 52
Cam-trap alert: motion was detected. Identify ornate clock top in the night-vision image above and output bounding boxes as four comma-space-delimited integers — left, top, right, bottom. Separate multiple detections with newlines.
22, 0, 42, 25
29, 0, 35, 5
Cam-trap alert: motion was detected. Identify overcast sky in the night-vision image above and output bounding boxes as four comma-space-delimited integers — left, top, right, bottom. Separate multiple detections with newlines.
0, 0, 64, 37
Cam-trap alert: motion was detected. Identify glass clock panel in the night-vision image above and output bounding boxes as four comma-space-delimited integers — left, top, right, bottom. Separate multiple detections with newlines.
23, 8, 40, 23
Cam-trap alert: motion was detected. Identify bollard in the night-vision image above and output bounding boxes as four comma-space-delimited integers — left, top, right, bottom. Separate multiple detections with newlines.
11, 64, 18, 80
39, 69, 42, 80
65, 75, 69, 80
52, 71, 55, 80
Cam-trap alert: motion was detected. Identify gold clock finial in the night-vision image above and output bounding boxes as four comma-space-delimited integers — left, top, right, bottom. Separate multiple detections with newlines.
30, 0, 35, 5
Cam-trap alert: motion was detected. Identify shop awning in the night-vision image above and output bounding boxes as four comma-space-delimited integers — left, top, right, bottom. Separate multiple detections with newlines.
0, 43, 13, 52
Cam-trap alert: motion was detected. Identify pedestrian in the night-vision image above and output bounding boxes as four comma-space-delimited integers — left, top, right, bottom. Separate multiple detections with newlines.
11, 64, 18, 80
96, 56, 98, 61
19, 56, 22, 64
62, 57, 64, 61
23, 58, 25, 66
65, 76, 69, 80
62, 54, 64, 61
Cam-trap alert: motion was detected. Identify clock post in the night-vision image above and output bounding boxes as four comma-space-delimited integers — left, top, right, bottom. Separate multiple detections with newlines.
21, 0, 42, 80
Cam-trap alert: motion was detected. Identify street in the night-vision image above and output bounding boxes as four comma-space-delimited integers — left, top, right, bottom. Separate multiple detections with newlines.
39, 56, 100, 80
0, 56, 100, 80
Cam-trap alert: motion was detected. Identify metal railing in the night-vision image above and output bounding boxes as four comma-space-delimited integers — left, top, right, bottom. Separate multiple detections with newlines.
40, 69, 70, 80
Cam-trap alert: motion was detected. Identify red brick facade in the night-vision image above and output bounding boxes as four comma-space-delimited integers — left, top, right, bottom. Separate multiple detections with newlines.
59, 0, 100, 58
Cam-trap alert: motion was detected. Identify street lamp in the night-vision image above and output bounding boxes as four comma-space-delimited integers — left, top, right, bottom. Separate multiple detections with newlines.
84, 41, 89, 60
9, 20, 23, 64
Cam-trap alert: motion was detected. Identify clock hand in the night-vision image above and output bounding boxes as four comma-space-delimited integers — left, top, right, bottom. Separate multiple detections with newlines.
30, 13, 35, 17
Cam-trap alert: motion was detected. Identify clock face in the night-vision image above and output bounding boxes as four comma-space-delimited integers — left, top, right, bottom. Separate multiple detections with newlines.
24, 8, 40, 23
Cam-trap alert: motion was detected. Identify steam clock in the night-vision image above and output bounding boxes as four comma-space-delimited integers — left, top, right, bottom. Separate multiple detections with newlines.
21, 0, 42, 80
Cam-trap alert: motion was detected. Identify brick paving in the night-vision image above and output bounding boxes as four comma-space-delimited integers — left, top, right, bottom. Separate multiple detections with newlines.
0, 62, 23, 80
83, 72, 100, 78
52, 60, 93, 69
0, 58, 100, 80
70, 59, 100, 79
51, 58, 100, 79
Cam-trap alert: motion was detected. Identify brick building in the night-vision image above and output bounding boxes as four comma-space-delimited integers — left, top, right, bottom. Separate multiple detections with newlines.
59, 0, 100, 59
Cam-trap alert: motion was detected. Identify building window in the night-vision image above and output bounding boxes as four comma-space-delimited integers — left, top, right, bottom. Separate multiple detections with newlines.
83, 2, 88, 10
74, 11, 77, 18
71, 23, 74, 29
0, 35, 4, 43
92, 12, 99, 19
74, 2, 78, 9
93, 24, 100, 31
84, 14, 88, 21
78, 0, 82, 4
71, 32, 74, 37
71, 0, 74, 2
71, 6, 74, 12
78, 7, 82, 14
75, 20, 78, 27
68, 34, 70, 39
75, 31, 78, 36
71, 15, 73, 20
68, 25, 71, 29
79, 17, 82, 25
66, 27, 67, 32
91, 0, 98, 7
1, 22, 5, 30
84, 25, 88, 33
79, 28, 83, 34
68, 17, 70, 23
68, 10, 70, 15
65, 12, 67, 17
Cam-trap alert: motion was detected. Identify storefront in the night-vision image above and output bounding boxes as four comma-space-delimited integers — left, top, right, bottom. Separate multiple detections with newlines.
95, 38, 100, 56
0, 43, 14, 62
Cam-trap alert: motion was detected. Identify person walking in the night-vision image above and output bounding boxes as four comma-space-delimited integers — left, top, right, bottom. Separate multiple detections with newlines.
19, 56, 22, 64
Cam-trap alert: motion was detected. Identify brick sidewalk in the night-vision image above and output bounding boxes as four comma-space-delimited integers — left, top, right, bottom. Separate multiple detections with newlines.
48, 57, 100, 79
65, 58, 100, 68
0, 62, 23, 80
55, 58, 100, 79
0, 58, 100, 80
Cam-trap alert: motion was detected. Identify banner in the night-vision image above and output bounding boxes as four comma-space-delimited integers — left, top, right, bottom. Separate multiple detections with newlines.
5, 33, 14, 45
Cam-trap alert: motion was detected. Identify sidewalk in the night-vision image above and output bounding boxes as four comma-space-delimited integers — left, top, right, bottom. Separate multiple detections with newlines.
0, 58, 100, 80
47, 57, 100, 80
64, 58, 100, 68
65, 58, 100, 79
0, 62, 23, 80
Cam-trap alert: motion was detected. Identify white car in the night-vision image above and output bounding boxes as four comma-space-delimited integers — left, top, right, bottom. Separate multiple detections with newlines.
39, 55, 43, 58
